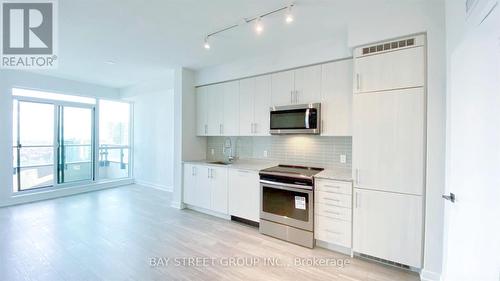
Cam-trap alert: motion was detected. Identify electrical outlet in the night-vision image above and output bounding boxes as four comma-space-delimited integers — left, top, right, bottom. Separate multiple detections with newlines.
211, 148, 215, 156
263, 150, 268, 158
340, 154, 347, 164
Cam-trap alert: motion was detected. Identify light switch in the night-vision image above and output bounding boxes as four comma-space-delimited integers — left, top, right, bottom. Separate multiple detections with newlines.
263, 150, 268, 158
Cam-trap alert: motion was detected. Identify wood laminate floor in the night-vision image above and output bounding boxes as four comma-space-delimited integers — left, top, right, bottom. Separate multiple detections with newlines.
0, 185, 420, 281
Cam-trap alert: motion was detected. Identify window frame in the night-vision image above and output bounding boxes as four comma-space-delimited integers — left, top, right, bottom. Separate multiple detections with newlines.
11, 88, 133, 195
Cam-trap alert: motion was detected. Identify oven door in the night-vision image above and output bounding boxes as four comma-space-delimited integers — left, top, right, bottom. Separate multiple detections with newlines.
269, 103, 320, 135
260, 180, 313, 231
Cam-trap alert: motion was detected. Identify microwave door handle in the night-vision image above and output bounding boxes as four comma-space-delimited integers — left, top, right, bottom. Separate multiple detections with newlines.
305, 108, 310, 129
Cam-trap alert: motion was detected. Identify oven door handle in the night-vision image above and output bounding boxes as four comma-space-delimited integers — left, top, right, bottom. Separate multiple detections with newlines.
260, 180, 313, 191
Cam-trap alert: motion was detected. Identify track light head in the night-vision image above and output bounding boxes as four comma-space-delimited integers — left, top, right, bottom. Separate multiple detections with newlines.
255, 17, 263, 34
285, 5, 294, 23
204, 37, 210, 49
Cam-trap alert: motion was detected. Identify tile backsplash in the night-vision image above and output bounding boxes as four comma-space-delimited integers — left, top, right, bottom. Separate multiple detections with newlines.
206, 136, 352, 169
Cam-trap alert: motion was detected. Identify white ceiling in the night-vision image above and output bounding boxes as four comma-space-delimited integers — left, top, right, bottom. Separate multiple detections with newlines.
35, 0, 429, 88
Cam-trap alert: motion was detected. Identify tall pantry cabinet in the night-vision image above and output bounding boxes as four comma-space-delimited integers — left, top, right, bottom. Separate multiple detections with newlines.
352, 35, 426, 268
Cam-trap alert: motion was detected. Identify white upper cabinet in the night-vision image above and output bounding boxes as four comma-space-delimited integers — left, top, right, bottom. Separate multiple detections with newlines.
352, 88, 425, 195
294, 64, 321, 104
238, 75, 271, 136
320, 59, 353, 136
207, 84, 224, 135
353, 188, 423, 268
271, 70, 295, 106
253, 75, 271, 136
238, 78, 256, 136
354, 45, 425, 93
222, 81, 239, 136
196, 87, 208, 136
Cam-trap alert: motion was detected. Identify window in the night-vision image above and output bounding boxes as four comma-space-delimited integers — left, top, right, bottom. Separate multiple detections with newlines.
12, 89, 132, 192
98, 100, 131, 180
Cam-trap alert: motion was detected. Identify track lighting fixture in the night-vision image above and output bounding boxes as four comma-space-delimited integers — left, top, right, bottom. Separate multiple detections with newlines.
202, 3, 295, 49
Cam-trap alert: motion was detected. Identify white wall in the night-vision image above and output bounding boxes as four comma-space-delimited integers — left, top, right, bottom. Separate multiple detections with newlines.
121, 74, 175, 191
0, 70, 123, 207
193, 1, 447, 279
195, 31, 351, 86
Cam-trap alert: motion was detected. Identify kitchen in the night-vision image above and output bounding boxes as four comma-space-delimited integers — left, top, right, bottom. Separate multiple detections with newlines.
182, 34, 426, 270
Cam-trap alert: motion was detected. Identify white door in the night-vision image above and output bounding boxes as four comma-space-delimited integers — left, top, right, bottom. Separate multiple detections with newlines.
320, 60, 353, 136
207, 84, 224, 135
271, 70, 294, 106
228, 169, 260, 222
353, 188, 423, 268
197, 166, 212, 210
443, 6, 500, 281
183, 164, 198, 205
222, 81, 239, 136
210, 166, 228, 214
238, 78, 255, 136
352, 88, 425, 195
253, 75, 271, 136
196, 87, 208, 136
354, 46, 425, 93
294, 64, 321, 104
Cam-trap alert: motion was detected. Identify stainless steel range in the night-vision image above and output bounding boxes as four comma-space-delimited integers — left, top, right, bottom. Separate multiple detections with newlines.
259, 165, 324, 248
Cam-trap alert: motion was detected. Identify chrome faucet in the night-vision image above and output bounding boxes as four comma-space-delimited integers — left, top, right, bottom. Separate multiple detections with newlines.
223, 137, 237, 163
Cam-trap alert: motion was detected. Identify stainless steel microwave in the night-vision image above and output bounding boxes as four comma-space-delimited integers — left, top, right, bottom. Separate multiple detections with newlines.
269, 103, 321, 135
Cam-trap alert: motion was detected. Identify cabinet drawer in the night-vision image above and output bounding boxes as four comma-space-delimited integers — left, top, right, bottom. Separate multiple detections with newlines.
315, 179, 352, 195
315, 215, 351, 247
315, 203, 351, 222
315, 191, 352, 208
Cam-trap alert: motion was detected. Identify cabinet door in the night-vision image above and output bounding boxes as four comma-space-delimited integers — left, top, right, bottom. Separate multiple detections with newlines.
228, 169, 260, 222
353, 188, 422, 268
183, 164, 198, 205
238, 78, 255, 136
207, 84, 224, 135
222, 81, 239, 136
196, 87, 208, 136
271, 70, 295, 106
294, 64, 321, 104
253, 75, 271, 136
210, 166, 228, 214
354, 46, 425, 93
196, 166, 212, 210
320, 60, 353, 136
352, 88, 425, 195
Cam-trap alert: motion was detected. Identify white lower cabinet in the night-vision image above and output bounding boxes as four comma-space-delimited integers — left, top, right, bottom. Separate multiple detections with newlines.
314, 179, 352, 249
183, 164, 228, 214
228, 169, 260, 222
352, 188, 423, 268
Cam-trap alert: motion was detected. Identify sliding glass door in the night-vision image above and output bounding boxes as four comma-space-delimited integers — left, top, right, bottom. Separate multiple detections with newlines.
57, 106, 94, 184
13, 98, 96, 191
13, 100, 55, 191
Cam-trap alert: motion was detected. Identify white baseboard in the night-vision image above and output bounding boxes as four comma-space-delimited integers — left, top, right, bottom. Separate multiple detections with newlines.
134, 180, 173, 192
170, 201, 185, 209
184, 204, 231, 220
421, 269, 442, 281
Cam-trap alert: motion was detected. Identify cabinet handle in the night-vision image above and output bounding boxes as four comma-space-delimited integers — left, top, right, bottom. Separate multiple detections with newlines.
324, 229, 341, 235
322, 197, 340, 202
211, 169, 215, 179
253, 123, 257, 134
204, 124, 208, 134
356, 74, 360, 91
192, 166, 196, 176
323, 210, 341, 215
219, 124, 223, 135
208, 168, 211, 179
295, 90, 299, 104
290, 91, 293, 104
324, 185, 341, 189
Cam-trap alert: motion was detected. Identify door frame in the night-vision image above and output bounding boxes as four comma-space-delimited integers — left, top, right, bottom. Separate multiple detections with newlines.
12, 95, 97, 193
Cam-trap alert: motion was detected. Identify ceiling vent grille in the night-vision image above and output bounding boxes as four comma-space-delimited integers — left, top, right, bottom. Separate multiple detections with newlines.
362, 38, 415, 55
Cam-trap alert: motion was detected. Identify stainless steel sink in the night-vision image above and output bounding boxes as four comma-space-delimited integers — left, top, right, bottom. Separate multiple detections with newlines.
208, 161, 231, 165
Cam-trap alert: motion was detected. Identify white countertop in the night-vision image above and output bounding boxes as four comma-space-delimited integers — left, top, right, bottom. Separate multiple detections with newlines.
183, 159, 278, 172
314, 167, 353, 182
